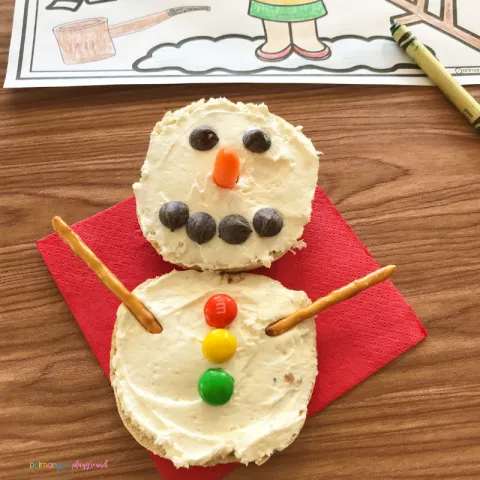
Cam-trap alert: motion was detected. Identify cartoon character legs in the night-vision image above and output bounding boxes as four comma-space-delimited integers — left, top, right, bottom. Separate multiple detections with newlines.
256, 21, 293, 62
291, 20, 331, 60
249, 0, 330, 62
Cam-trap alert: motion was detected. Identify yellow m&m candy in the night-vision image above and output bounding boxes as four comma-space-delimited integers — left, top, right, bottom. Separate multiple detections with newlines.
202, 329, 237, 364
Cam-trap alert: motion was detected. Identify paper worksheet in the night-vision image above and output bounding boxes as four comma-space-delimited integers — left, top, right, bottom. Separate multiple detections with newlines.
4, 0, 480, 88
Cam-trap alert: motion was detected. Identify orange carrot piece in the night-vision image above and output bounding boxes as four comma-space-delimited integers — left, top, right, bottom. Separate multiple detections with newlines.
212, 148, 240, 189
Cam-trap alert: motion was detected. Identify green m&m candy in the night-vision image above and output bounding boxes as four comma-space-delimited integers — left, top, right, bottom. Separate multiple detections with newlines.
198, 368, 234, 406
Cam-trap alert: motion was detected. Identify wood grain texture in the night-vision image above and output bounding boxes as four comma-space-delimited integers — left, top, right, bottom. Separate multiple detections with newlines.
1, 1, 480, 478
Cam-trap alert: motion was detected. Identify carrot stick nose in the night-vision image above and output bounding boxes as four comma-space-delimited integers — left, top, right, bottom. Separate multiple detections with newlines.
212, 148, 240, 189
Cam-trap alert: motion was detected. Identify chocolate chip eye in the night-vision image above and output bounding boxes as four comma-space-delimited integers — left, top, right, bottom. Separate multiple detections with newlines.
253, 208, 283, 237
242, 129, 271, 153
189, 126, 219, 151
219, 215, 252, 245
186, 212, 217, 244
159, 201, 189, 232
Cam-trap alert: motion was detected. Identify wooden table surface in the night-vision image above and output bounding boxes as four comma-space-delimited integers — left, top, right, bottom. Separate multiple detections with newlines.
2, 2, 480, 478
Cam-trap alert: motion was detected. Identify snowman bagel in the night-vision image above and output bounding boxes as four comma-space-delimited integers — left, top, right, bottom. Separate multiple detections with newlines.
51, 95, 396, 470
134, 98, 320, 271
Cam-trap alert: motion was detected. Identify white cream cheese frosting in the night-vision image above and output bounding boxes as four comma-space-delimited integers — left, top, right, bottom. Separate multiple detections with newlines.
110, 270, 317, 468
133, 98, 320, 271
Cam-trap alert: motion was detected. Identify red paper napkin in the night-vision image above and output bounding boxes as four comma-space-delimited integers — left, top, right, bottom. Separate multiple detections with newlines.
37, 188, 426, 480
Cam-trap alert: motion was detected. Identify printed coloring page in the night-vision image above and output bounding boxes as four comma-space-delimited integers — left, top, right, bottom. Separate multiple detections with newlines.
5, 0, 480, 87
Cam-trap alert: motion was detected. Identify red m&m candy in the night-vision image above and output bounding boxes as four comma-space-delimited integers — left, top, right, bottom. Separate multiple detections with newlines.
204, 294, 237, 328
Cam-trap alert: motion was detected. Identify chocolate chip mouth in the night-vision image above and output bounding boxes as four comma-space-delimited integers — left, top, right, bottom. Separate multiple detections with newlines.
159, 201, 189, 232
219, 214, 252, 245
159, 202, 283, 245
253, 208, 283, 237
187, 212, 216, 244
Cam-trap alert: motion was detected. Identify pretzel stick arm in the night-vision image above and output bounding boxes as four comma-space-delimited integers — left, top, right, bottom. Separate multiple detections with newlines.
265, 265, 396, 337
52, 216, 162, 334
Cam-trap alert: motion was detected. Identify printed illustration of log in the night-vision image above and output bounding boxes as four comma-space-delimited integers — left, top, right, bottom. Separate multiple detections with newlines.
53, 6, 211, 65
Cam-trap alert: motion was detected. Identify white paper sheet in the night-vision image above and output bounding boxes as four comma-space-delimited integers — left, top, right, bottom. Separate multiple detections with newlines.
4, 0, 480, 88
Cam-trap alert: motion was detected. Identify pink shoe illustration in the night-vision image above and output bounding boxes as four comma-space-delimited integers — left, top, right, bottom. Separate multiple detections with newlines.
293, 44, 331, 61
255, 44, 293, 62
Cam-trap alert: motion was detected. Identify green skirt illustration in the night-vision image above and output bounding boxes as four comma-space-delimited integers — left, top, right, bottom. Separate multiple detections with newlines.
249, 0, 330, 62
